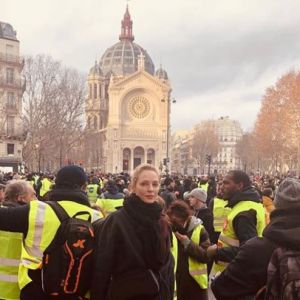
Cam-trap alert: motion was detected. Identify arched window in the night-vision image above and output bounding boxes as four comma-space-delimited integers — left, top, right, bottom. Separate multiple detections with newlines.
94, 116, 98, 129
87, 116, 91, 129
89, 84, 92, 99
94, 84, 97, 99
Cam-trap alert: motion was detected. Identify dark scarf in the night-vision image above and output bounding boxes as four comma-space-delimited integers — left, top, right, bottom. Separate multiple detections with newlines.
123, 193, 170, 271
48, 188, 91, 207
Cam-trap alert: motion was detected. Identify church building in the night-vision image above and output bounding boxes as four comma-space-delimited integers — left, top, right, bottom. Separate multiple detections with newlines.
85, 6, 172, 173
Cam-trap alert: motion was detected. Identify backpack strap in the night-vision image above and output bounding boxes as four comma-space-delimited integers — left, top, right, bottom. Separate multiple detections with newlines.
47, 201, 92, 222
46, 201, 70, 223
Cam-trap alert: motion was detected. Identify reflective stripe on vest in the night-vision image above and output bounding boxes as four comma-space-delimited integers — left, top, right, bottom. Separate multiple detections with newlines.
188, 224, 208, 289
0, 230, 22, 299
0, 257, 20, 266
0, 274, 18, 282
213, 198, 231, 232
171, 233, 178, 300
213, 200, 266, 273
24, 201, 47, 258
218, 233, 240, 247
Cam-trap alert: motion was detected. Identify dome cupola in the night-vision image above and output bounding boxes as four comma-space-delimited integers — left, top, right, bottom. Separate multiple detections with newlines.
89, 61, 103, 77
99, 6, 155, 77
155, 65, 168, 80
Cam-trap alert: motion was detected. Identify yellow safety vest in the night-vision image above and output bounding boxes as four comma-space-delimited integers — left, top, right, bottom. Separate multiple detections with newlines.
0, 230, 22, 300
18, 200, 102, 290
87, 184, 99, 204
171, 233, 178, 300
198, 182, 209, 192
213, 200, 266, 273
188, 224, 208, 289
213, 198, 231, 233
39, 178, 53, 197
96, 198, 124, 216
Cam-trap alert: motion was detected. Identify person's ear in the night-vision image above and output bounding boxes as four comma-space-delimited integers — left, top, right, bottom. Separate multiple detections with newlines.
237, 182, 244, 191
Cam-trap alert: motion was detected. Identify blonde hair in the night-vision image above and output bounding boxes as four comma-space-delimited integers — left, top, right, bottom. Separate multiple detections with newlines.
131, 164, 160, 190
4, 180, 31, 202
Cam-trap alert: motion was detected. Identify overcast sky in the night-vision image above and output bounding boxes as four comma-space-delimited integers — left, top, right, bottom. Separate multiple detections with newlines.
3, 0, 300, 132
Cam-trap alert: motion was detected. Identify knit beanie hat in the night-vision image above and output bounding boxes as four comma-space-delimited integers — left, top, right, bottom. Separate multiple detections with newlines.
55, 165, 87, 189
274, 177, 300, 209
187, 188, 207, 202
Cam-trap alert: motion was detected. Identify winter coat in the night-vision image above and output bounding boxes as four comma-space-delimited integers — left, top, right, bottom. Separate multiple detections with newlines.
91, 194, 174, 300
211, 204, 300, 300
176, 216, 210, 300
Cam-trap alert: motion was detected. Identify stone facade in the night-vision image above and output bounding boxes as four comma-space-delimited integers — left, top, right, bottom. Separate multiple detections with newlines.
0, 22, 24, 172
85, 7, 171, 173
171, 117, 243, 175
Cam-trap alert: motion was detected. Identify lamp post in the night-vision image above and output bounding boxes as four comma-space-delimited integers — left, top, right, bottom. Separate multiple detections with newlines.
161, 97, 176, 174
35, 143, 41, 172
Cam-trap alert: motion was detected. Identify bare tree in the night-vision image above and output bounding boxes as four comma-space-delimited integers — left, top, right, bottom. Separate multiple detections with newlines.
22, 54, 86, 172
192, 121, 219, 174
236, 133, 257, 172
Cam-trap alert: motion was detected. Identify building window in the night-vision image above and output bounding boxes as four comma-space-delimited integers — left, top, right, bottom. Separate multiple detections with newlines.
7, 116, 15, 135
89, 84, 92, 99
7, 92, 16, 108
87, 116, 91, 129
94, 84, 97, 99
94, 116, 97, 129
6, 68, 14, 84
7, 143, 14, 155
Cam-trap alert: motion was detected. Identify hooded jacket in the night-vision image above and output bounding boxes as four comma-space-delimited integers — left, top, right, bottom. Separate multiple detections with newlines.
211, 204, 300, 300
176, 216, 210, 300
216, 186, 263, 262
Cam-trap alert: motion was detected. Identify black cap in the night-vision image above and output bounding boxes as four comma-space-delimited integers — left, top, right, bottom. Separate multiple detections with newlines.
55, 165, 87, 189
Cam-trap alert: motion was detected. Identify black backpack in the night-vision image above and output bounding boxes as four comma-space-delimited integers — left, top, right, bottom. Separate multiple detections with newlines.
41, 201, 95, 298
265, 247, 300, 300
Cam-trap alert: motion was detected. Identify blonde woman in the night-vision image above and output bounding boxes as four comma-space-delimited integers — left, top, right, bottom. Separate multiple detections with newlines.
91, 164, 173, 300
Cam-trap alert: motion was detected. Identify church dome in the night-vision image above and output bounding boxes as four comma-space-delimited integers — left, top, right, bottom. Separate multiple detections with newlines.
89, 61, 103, 76
99, 6, 155, 77
155, 66, 168, 80
100, 41, 154, 76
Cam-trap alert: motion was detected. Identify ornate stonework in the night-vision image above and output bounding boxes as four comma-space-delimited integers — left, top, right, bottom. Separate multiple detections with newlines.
128, 96, 150, 119
85, 6, 172, 172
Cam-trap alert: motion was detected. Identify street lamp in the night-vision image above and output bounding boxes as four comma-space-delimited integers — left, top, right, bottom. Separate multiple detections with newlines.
35, 143, 41, 172
161, 97, 176, 174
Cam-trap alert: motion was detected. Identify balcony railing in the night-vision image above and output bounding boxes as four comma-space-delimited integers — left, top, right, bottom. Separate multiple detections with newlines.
0, 52, 24, 68
0, 77, 26, 91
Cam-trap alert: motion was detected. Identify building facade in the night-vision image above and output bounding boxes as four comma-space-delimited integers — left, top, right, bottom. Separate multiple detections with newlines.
211, 116, 243, 173
85, 6, 172, 173
0, 22, 24, 172
171, 117, 243, 175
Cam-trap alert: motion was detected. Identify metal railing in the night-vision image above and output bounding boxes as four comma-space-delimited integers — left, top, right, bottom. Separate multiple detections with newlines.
0, 52, 24, 66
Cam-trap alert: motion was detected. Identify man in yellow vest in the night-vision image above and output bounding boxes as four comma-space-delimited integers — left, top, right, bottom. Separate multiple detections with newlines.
0, 180, 36, 300
38, 175, 53, 199
87, 176, 100, 204
96, 179, 124, 216
0, 166, 102, 299
207, 170, 266, 273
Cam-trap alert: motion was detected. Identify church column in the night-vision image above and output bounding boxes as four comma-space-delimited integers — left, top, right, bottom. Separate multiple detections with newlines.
144, 148, 148, 164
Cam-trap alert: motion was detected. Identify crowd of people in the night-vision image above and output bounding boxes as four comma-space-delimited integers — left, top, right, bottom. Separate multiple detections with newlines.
0, 165, 299, 300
